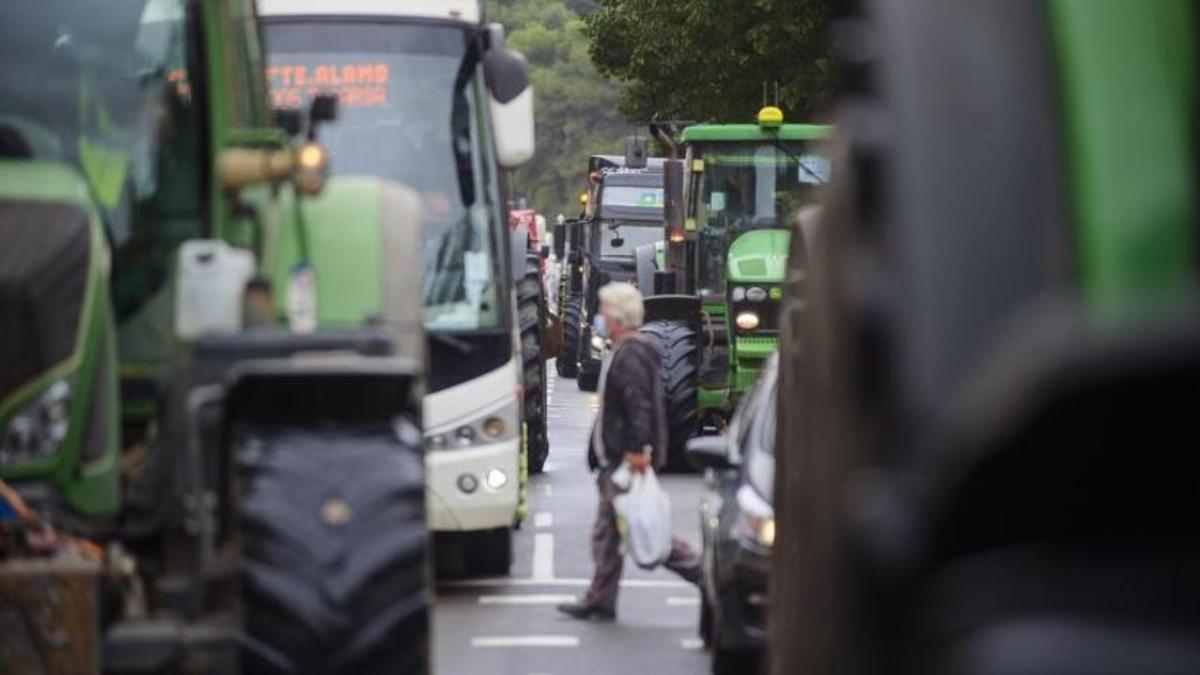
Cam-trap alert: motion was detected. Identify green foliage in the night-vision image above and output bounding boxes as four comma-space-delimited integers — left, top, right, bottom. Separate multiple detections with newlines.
487, 0, 632, 215
584, 0, 836, 123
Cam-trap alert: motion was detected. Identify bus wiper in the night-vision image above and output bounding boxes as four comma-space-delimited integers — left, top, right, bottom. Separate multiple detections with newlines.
773, 138, 826, 185
428, 329, 477, 354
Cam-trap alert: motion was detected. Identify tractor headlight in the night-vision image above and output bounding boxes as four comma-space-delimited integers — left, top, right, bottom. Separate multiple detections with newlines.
731, 286, 746, 302
1, 379, 72, 466
735, 311, 760, 331
745, 286, 768, 302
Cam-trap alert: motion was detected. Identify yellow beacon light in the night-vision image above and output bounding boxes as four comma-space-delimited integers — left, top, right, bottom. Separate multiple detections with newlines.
757, 105, 784, 129
579, 192, 589, 205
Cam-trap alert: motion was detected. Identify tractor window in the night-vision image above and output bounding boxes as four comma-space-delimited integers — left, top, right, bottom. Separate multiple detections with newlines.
264, 20, 505, 332
598, 221, 662, 259
694, 141, 829, 293
0, 0, 206, 320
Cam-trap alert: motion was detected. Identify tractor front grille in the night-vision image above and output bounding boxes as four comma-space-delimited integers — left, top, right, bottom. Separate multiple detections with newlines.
0, 201, 91, 401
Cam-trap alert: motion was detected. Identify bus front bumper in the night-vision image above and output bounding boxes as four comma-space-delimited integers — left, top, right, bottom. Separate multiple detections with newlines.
426, 437, 520, 532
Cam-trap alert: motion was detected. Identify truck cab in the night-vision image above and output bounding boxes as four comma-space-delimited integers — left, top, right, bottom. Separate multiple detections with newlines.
257, 0, 535, 574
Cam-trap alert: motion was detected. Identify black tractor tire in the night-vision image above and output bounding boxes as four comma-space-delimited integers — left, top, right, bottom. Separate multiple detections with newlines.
239, 421, 427, 675
461, 526, 513, 577
557, 293, 583, 378
517, 271, 549, 474
639, 319, 699, 472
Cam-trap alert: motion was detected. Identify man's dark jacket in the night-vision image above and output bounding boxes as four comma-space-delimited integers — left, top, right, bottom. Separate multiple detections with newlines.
588, 334, 668, 470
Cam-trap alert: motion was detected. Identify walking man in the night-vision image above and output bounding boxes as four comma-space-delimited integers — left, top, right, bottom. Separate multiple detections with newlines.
557, 283, 700, 621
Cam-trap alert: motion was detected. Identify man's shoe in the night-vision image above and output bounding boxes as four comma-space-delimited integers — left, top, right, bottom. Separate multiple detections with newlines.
556, 601, 616, 622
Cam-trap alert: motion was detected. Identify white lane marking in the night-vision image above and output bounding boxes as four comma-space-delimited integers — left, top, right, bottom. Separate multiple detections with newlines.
471, 636, 579, 648
534, 512, 554, 528
667, 596, 700, 606
532, 533, 555, 580
681, 638, 704, 650
441, 577, 692, 589
478, 594, 575, 606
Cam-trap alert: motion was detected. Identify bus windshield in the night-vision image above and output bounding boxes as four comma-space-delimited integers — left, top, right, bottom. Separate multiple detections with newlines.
264, 20, 505, 332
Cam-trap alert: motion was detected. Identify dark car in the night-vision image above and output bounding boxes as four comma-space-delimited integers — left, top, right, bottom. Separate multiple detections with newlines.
687, 355, 778, 673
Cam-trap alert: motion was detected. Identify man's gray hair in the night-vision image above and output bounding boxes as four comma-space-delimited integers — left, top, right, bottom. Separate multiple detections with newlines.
598, 282, 645, 329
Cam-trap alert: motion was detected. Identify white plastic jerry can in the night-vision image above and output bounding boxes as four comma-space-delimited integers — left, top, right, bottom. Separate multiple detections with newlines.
175, 239, 255, 339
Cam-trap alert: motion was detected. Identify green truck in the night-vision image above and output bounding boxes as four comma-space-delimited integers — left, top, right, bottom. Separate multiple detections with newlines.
0, 0, 431, 671
640, 108, 831, 466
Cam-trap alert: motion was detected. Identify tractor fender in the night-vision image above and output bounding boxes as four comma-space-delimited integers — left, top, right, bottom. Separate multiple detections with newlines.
642, 294, 701, 326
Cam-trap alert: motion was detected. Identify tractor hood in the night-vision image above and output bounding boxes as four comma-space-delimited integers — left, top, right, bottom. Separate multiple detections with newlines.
727, 228, 791, 283
271, 176, 424, 362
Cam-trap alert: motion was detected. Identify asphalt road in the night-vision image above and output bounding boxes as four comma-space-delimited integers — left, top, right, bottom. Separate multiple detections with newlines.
433, 362, 710, 674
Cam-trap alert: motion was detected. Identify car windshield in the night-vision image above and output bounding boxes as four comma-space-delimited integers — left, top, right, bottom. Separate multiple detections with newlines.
743, 378, 777, 502
0, 0, 205, 320
695, 140, 830, 293
599, 221, 661, 259
264, 20, 505, 332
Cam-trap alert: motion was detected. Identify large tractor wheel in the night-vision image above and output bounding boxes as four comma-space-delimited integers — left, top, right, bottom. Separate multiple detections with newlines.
639, 319, 699, 472
517, 270, 549, 474
239, 421, 427, 675
556, 293, 583, 378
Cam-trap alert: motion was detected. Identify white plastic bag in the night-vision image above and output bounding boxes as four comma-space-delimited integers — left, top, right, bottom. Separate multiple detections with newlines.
612, 466, 673, 569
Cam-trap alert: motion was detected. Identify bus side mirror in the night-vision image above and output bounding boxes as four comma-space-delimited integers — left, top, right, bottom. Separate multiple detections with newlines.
307, 93, 338, 140
484, 31, 534, 169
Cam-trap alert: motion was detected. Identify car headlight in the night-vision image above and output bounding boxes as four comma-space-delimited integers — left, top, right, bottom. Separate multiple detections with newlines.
731, 286, 746, 302
746, 286, 768, 302
735, 311, 760, 331
735, 484, 775, 548
1, 378, 72, 467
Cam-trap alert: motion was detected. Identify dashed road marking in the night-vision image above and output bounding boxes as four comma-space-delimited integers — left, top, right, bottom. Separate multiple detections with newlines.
478, 594, 575, 606
681, 638, 704, 650
442, 577, 692, 589
666, 596, 700, 606
532, 533, 555, 580
471, 636, 580, 648
534, 512, 554, 528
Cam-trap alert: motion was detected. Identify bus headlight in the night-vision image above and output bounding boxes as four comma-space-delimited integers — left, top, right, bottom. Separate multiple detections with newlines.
735, 311, 760, 331
425, 398, 519, 451
485, 468, 509, 489
746, 286, 768, 302
1, 379, 71, 467
731, 286, 746, 302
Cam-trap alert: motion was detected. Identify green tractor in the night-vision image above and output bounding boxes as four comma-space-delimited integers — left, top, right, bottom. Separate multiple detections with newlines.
0, 0, 428, 672
640, 110, 832, 466
770, 1, 1199, 673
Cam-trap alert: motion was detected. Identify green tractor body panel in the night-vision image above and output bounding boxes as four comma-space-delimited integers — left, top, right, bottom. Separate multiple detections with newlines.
1049, 0, 1197, 316
682, 124, 834, 144
269, 180, 385, 326
726, 228, 791, 283
726, 228, 790, 388
0, 162, 122, 520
